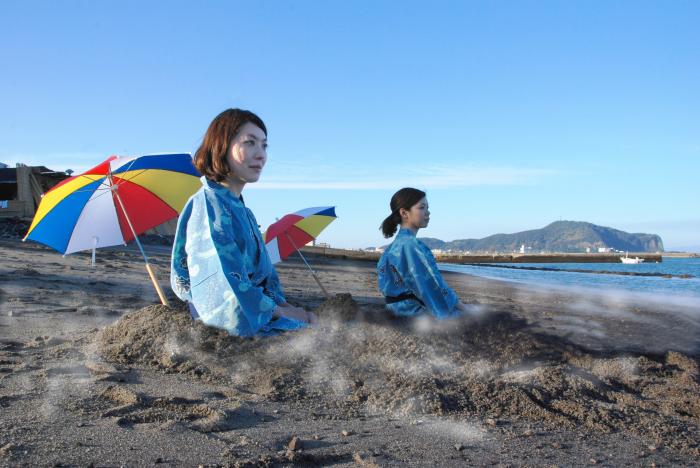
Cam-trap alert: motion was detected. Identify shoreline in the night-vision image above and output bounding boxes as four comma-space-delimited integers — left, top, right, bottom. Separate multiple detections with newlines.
452, 262, 695, 279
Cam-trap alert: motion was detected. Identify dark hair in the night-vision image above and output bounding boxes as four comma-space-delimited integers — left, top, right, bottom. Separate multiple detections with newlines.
194, 108, 267, 182
380, 187, 426, 238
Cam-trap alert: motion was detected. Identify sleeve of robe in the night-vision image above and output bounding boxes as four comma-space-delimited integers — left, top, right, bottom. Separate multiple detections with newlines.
263, 265, 286, 305
203, 191, 277, 335
246, 209, 287, 306
399, 238, 460, 318
170, 188, 277, 336
170, 198, 193, 303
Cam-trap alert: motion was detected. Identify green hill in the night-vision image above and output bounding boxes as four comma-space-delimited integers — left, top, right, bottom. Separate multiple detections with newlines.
419, 221, 664, 253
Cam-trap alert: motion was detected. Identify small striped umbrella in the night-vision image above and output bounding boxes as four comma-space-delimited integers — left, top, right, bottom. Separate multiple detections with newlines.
264, 206, 337, 297
24, 153, 201, 305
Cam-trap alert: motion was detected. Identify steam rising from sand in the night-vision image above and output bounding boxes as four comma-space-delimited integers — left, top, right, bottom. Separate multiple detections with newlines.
518, 282, 700, 321
417, 417, 488, 444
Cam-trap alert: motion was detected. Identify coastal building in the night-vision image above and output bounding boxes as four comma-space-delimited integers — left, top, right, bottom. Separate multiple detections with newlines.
598, 247, 613, 253
0, 164, 70, 218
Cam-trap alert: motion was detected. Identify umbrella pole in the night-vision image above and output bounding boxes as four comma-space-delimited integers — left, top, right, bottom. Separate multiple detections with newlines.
284, 232, 330, 299
112, 188, 170, 306
91, 236, 97, 268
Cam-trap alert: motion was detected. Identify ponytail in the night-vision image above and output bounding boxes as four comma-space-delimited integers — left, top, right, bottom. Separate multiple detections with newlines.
379, 187, 426, 238
380, 211, 401, 238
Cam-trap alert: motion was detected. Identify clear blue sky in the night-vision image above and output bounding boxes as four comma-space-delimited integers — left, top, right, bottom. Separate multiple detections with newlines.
2, 1, 698, 250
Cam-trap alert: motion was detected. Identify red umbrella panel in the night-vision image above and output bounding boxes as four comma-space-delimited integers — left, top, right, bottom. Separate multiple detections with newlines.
263, 206, 337, 298
264, 206, 337, 264
264, 214, 314, 261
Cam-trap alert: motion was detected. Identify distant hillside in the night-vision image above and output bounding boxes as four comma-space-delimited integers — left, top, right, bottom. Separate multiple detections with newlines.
419, 221, 664, 253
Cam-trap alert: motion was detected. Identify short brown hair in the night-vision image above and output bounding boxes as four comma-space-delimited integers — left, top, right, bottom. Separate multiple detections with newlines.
194, 108, 267, 182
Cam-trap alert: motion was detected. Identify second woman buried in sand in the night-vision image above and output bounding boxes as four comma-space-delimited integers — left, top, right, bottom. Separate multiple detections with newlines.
377, 187, 472, 318
170, 108, 315, 336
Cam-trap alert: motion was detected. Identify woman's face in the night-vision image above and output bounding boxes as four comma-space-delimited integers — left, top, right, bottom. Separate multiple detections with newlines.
226, 122, 268, 186
401, 197, 430, 231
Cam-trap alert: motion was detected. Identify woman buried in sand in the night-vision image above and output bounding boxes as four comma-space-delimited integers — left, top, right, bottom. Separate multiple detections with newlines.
377, 187, 471, 319
170, 108, 315, 336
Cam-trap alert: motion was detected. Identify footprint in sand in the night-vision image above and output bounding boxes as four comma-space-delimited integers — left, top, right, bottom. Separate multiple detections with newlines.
93, 385, 241, 433
0, 394, 25, 408
0, 340, 25, 352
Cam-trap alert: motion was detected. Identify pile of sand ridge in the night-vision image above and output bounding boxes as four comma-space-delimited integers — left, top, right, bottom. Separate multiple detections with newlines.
98, 294, 700, 455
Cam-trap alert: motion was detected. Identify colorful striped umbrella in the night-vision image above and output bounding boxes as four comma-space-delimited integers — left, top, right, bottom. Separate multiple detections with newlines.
24, 153, 201, 304
264, 206, 337, 297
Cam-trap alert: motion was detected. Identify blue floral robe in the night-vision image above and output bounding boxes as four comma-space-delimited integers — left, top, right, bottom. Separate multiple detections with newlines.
377, 228, 460, 318
170, 177, 306, 336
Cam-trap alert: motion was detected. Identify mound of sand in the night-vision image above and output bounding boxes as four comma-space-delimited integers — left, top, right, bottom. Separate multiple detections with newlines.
98, 295, 700, 455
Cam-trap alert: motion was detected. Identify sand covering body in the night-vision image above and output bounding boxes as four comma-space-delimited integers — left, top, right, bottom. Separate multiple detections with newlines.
98, 294, 700, 456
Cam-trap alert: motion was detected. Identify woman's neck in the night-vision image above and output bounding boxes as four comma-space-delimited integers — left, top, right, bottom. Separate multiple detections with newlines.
400, 224, 419, 235
220, 178, 245, 198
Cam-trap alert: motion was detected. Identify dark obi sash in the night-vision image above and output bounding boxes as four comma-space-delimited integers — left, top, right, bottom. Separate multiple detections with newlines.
385, 292, 425, 307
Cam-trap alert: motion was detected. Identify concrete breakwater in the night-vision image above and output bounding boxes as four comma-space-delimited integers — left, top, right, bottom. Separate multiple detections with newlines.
301, 246, 663, 264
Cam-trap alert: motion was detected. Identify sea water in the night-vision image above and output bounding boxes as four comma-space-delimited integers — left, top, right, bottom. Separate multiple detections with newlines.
439, 257, 700, 302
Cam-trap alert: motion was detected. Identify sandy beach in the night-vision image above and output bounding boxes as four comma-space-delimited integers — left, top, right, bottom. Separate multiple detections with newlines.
1, 234, 699, 467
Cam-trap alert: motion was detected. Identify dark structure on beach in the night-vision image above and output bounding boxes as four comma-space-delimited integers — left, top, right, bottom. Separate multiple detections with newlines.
0, 164, 70, 218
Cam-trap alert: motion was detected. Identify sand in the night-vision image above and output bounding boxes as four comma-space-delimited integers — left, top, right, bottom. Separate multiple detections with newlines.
1, 233, 699, 466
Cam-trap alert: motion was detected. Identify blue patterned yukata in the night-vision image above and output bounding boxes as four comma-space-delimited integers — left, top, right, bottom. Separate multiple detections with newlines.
377, 228, 460, 318
170, 177, 306, 336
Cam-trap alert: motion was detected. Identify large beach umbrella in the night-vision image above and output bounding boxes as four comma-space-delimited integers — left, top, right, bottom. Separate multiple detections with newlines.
23, 153, 201, 305
264, 206, 337, 298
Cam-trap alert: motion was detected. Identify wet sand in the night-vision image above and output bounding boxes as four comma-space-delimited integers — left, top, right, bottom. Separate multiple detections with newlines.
0, 237, 699, 466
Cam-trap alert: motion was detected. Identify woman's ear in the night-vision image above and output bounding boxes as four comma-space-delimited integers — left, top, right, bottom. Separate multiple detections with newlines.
399, 208, 409, 220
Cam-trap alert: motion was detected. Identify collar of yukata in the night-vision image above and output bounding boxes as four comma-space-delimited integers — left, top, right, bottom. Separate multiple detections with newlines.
202, 176, 245, 206
397, 227, 416, 237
